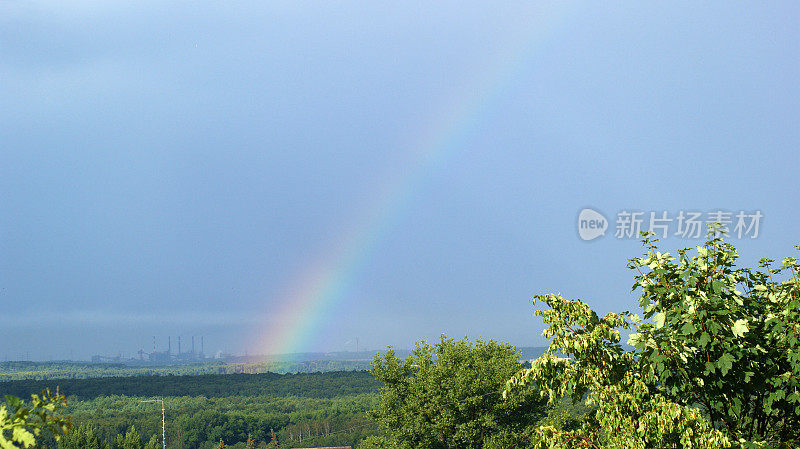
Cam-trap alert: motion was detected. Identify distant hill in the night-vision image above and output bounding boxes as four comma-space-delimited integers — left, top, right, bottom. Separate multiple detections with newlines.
0, 346, 548, 382
260, 346, 547, 362
240, 346, 547, 363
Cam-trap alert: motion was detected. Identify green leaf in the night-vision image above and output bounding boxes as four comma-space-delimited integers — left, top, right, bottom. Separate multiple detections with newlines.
0, 436, 18, 449
698, 332, 711, 348
732, 319, 749, 338
12, 427, 35, 448
653, 312, 666, 329
717, 353, 735, 376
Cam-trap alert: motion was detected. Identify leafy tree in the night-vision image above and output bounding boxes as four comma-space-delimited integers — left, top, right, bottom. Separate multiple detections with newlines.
113, 426, 155, 449
505, 228, 800, 448
58, 423, 105, 449
0, 388, 71, 449
143, 435, 159, 449
265, 429, 279, 448
371, 336, 548, 449
357, 434, 395, 448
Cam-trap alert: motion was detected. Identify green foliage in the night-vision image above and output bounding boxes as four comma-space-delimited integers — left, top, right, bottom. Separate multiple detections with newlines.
371, 336, 548, 449
60, 393, 377, 448
357, 435, 396, 448
144, 435, 159, 449
5, 369, 383, 449
0, 371, 379, 400
41, 370, 381, 449
113, 426, 148, 449
629, 231, 800, 445
57, 423, 107, 449
0, 389, 71, 449
0, 363, 227, 382
534, 397, 592, 434
506, 228, 800, 448
0, 361, 373, 383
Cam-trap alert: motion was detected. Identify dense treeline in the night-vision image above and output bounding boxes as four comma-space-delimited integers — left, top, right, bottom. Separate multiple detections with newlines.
0, 371, 380, 400
0, 361, 372, 382
0, 362, 226, 381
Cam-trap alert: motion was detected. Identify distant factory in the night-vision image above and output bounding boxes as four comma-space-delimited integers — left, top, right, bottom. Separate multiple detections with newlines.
91, 336, 208, 365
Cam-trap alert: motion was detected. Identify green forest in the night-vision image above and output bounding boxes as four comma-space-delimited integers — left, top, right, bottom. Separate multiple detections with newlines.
3, 231, 799, 448
0, 371, 381, 400
0, 361, 373, 382
1, 372, 381, 449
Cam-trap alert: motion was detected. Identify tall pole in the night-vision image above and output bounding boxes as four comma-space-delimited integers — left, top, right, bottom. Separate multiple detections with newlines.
140, 398, 166, 449
161, 399, 165, 449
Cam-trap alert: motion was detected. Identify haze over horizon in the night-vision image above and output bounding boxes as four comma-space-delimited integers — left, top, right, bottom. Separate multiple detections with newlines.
2, 1, 798, 361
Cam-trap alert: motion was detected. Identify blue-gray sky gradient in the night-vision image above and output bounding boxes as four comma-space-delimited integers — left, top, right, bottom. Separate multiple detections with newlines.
1, 1, 798, 360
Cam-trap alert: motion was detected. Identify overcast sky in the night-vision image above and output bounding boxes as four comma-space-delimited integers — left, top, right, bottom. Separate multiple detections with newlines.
1, 1, 798, 360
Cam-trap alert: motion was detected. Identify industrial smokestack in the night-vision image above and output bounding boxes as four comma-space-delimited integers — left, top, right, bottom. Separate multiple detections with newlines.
192, 336, 195, 355
178, 336, 181, 355
168, 336, 171, 355
201, 336, 204, 356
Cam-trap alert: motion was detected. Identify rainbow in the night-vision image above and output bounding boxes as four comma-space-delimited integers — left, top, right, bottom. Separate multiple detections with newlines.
255, 5, 574, 356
